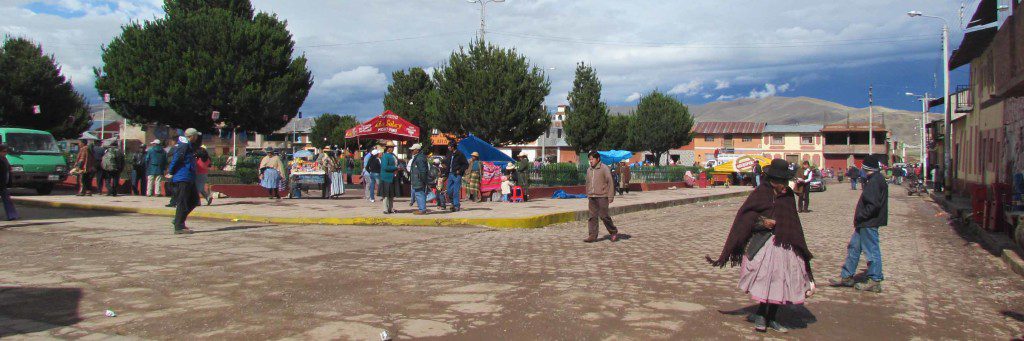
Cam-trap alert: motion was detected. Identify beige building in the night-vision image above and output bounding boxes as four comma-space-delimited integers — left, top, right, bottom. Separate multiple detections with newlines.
762, 124, 824, 167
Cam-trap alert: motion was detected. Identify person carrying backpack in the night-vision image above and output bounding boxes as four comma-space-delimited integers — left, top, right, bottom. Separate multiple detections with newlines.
125, 146, 146, 196
101, 141, 125, 197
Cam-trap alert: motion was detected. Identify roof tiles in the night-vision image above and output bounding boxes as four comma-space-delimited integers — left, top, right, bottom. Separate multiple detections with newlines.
692, 121, 766, 134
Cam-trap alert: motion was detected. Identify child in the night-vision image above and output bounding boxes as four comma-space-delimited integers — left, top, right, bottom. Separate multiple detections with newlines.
500, 175, 513, 202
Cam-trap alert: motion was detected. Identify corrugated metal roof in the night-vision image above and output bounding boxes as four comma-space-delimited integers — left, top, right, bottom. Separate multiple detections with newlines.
821, 122, 887, 132
763, 124, 823, 133
692, 121, 766, 134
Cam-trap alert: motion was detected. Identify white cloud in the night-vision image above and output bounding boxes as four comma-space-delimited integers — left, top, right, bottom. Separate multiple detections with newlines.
748, 83, 792, 99
716, 94, 736, 101
714, 79, 730, 90
319, 66, 387, 90
702, 94, 712, 99
625, 92, 642, 102
667, 79, 702, 96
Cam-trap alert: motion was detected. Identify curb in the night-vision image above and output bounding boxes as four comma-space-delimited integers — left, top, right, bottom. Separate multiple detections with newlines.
13, 190, 750, 229
929, 193, 1024, 278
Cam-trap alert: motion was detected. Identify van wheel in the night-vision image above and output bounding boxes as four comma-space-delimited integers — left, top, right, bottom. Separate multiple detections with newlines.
36, 184, 54, 195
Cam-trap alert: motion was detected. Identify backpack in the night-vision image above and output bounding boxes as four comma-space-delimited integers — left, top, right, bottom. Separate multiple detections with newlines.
102, 148, 125, 172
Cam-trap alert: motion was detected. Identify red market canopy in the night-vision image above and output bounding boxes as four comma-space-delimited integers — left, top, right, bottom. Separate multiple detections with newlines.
344, 110, 420, 141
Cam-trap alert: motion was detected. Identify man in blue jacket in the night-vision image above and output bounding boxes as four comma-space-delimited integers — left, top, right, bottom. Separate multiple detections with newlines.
167, 128, 200, 234
830, 154, 889, 292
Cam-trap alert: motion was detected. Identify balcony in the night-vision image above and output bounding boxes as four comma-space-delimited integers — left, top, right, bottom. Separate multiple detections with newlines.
824, 144, 888, 155
953, 85, 973, 113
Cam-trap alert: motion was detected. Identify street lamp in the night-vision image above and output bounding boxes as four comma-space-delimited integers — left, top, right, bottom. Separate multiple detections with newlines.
467, 0, 504, 41
908, 10, 951, 198
905, 92, 932, 182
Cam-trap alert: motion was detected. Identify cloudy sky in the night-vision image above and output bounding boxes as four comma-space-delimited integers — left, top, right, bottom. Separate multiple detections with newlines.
2, 0, 975, 119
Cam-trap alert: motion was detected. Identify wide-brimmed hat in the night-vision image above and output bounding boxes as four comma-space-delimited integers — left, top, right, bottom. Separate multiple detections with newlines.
385, 141, 396, 147
471, 152, 479, 157
764, 159, 795, 180
506, 163, 516, 170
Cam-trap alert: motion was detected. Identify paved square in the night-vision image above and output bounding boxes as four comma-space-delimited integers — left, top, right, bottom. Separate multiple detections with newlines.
1, 185, 1023, 339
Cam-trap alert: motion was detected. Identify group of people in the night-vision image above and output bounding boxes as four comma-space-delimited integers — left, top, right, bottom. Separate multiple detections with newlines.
752, 160, 817, 212
707, 154, 890, 333
72, 136, 215, 206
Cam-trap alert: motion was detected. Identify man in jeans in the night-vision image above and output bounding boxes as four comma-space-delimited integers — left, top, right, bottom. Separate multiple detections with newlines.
830, 154, 888, 292
584, 151, 620, 243
167, 129, 201, 235
408, 143, 429, 215
444, 142, 469, 212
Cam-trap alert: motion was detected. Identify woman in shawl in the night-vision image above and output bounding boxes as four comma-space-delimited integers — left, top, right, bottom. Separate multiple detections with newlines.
707, 158, 816, 333
464, 152, 483, 202
258, 148, 286, 199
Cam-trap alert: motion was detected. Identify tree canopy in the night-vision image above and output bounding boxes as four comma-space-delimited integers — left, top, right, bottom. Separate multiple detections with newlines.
0, 37, 91, 139
95, 0, 312, 134
632, 91, 694, 165
383, 68, 435, 146
563, 62, 609, 153
599, 114, 638, 151
428, 40, 551, 146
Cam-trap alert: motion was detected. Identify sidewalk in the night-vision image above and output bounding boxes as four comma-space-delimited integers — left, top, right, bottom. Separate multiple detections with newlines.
930, 192, 1024, 278
12, 187, 753, 229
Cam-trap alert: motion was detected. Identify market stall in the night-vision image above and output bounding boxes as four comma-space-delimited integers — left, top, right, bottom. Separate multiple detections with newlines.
709, 154, 771, 185
344, 110, 420, 142
457, 135, 515, 201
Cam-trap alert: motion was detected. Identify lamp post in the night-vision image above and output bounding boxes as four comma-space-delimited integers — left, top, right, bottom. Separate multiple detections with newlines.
905, 92, 932, 182
467, 0, 504, 41
908, 10, 951, 198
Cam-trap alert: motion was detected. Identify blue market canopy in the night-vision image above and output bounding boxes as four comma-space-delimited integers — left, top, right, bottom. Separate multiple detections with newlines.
292, 150, 315, 159
598, 150, 633, 165
457, 135, 515, 164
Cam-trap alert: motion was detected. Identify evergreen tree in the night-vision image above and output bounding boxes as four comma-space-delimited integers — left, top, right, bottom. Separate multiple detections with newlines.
0, 37, 91, 139
308, 113, 345, 149
632, 91, 694, 165
428, 40, 551, 146
95, 0, 312, 134
383, 68, 435, 146
600, 114, 637, 151
563, 62, 609, 153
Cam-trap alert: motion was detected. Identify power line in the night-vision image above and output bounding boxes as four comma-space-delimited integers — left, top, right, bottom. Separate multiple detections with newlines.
298, 32, 470, 48
488, 31, 942, 48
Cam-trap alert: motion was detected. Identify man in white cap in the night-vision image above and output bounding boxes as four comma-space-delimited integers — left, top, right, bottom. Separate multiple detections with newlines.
167, 128, 201, 234
408, 143, 430, 214
364, 148, 381, 202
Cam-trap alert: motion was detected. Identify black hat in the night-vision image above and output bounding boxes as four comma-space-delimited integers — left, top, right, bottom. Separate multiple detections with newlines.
862, 154, 885, 170
764, 159, 795, 180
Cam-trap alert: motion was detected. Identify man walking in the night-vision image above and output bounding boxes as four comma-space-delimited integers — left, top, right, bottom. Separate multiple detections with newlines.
796, 161, 813, 212
168, 129, 201, 234
846, 165, 860, 190
584, 151, 620, 243
144, 139, 167, 197
409, 144, 430, 215
752, 160, 763, 188
100, 141, 125, 197
830, 154, 888, 292
445, 142, 469, 212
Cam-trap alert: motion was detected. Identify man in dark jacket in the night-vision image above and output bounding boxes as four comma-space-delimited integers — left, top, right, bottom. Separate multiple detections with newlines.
444, 142, 469, 212
0, 145, 20, 221
830, 154, 888, 293
168, 129, 200, 234
408, 144, 430, 215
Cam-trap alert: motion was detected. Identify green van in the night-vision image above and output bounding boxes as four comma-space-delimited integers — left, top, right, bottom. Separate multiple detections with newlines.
0, 128, 69, 194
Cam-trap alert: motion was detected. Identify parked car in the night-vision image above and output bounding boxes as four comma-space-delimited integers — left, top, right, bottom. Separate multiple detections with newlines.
808, 170, 827, 192
0, 127, 69, 194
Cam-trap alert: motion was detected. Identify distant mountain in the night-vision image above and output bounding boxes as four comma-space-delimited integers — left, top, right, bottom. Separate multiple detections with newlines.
611, 96, 939, 145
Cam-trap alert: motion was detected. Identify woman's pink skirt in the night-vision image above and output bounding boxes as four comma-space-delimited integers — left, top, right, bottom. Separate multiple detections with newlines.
738, 236, 811, 305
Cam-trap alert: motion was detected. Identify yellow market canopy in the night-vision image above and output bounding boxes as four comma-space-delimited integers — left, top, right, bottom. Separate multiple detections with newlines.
712, 155, 772, 173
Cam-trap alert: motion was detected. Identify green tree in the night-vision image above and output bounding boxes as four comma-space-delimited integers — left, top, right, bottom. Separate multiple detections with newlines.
0, 37, 91, 139
563, 62, 609, 153
428, 40, 551, 146
632, 91, 694, 165
383, 67, 435, 146
600, 114, 637, 151
308, 113, 345, 149
95, 0, 312, 134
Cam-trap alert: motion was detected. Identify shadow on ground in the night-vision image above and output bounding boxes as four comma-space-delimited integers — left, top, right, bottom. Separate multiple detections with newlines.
0, 287, 83, 337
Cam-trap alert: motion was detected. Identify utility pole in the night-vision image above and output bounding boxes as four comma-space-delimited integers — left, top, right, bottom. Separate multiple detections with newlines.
468, 0, 505, 41
868, 85, 874, 155
921, 93, 931, 182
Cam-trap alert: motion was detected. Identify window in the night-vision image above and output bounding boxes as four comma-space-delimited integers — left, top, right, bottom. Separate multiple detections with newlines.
724, 134, 734, 140
801, 135, 814, 144
772, 135, 784, 144
557, 129, 562, 139
704, 135, 715, 142
742, 136, 752, 142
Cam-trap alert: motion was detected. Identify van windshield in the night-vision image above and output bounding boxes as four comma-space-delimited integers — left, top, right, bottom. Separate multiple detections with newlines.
6, 133, 60, 154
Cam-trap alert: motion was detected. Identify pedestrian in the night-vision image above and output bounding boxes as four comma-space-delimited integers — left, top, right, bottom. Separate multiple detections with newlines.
345, 152, 356, 185
164, 139, 183, 207
379, 142, 399, 214
434, 159, 448, 210
0, 145, 20, 221
75, 140, 96, 196
318, 146, 337, 199
752, 160, 763, 188
365, 149, 381, 202
92, 141, 106, 194
126, 144, 146, 196
583, 151, 620, 243
707, 158, 815, 333
618, 160, 632, 195
796, 161, 812, 212
100, 140, 125, 197
516, 155, 532, 201
258, 148, 285, 200
168, 128, 201, 234
409, 143, 430, 214
464, 152, 482, 202
830, 154, 889, 293
144, 139, 167, 197
195, 145, 213, 206
846, 166, 859, 190
445, 142, 469, 212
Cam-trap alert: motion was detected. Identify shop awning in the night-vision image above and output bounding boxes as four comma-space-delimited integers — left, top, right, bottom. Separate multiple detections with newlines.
344, 110, 420, 141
